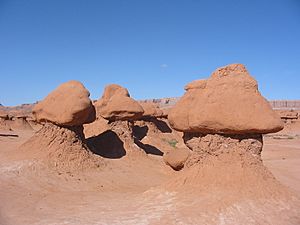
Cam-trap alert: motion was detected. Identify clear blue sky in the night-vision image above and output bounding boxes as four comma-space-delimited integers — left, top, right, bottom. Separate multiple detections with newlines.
0, 0, 299, 106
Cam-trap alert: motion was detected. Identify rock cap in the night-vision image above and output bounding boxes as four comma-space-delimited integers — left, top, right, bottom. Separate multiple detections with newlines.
33, 80, 95, 126
168, 64, 283, 134
95, 84, 144, 121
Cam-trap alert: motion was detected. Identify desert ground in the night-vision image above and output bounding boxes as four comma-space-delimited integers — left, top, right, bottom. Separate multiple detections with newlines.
1, 64, 300, 225
0, 122, 300, 225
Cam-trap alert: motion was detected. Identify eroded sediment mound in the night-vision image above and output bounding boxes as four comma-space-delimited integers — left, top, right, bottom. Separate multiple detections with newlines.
33, 80, 96, 126
169, 64, 283, 134
183, 133, 263, 167
95, 84, 144, 121
166, 134, 280, 192
21, 123, 104, 171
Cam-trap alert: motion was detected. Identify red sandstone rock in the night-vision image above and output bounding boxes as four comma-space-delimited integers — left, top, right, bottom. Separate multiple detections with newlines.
32, 81, 95, 126
95, 84, 144, 121
168, 64, 283, 134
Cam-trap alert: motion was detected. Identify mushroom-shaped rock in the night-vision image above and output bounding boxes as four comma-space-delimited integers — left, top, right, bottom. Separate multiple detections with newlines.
140, 102, 164, 118
32, 80, 95, 126
169, 64, 283, 134
95, 84, 144, 121
163, 148, 190, 170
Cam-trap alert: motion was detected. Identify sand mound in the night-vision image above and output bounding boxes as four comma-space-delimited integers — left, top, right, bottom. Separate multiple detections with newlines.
164, 127, 288, 195
21, 123, 105, 172
160, 133, 300, 224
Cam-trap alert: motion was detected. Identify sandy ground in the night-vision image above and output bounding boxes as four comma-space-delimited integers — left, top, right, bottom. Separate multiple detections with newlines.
0, 129, 300, 225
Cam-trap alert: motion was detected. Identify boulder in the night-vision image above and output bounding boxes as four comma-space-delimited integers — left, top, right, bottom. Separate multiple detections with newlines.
168, 64, 283, 134
163, 148, 190, 170
95, 84, 144, 121
32, 80, 95, 126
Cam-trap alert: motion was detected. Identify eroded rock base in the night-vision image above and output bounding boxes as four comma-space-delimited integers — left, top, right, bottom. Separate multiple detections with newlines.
21, 123, 105, 172
183, 133, 263, 167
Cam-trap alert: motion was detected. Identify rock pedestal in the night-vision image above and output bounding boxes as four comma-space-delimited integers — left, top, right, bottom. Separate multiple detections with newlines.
183, 133, 263, 167
22, 123, 104, 171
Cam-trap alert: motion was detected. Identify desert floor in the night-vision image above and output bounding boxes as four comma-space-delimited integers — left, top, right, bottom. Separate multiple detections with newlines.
0, 129, 299, 225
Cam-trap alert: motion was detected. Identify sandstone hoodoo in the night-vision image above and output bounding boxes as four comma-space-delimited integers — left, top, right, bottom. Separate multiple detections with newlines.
165, 64, 299, 220
22, 81, 103, 171
168, 63, 283, 170
167, 64, 284, 172
88, 84, 145, 157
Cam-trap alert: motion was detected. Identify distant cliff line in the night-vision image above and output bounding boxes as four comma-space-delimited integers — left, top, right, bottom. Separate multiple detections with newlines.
1, 99, 300, 113
140, 98, 300, 110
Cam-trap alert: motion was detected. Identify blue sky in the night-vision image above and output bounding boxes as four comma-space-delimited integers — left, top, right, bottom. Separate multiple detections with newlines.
0, 0, 299, 106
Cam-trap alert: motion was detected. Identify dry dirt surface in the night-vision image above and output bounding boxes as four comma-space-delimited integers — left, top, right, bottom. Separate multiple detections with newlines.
0, 128, 300, 225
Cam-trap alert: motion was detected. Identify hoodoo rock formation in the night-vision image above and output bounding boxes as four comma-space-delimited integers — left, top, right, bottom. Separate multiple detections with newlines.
164, 64, 300, 222
168, 63, 283, 169
87, 84, 145, 157
22, 81, 103, 171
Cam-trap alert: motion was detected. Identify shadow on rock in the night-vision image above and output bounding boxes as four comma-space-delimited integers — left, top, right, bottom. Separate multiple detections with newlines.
86, 130, 126, 159
144, 118, 172, 133
132, 125, 149, 140
134, 139, 163, 156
